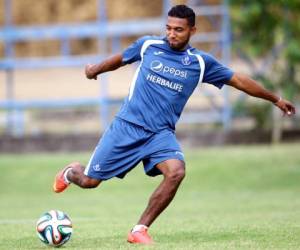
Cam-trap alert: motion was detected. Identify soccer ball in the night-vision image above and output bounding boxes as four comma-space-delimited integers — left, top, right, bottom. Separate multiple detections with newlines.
36, 210, 73, 247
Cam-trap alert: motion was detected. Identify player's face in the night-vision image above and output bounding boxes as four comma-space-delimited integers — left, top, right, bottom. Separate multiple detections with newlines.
166, 16, 196, 50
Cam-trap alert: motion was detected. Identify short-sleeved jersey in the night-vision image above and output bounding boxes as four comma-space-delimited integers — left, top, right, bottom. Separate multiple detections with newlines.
116, 36, 233, 132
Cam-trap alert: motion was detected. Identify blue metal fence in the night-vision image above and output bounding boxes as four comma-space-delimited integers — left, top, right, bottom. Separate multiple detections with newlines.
0, 0, 231, 136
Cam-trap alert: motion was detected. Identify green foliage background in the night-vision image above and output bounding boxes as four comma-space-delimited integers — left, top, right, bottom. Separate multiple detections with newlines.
230, 0, 300, 100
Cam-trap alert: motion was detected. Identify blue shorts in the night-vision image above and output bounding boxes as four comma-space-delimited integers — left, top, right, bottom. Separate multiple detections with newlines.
84, 118, 184, 180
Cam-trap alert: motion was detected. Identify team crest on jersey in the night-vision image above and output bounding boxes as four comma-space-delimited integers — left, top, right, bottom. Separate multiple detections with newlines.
181, 55, 191, 66
92, 164, 101, 171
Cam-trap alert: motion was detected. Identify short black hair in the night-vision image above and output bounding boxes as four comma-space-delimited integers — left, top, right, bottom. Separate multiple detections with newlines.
168, 5, 196, 27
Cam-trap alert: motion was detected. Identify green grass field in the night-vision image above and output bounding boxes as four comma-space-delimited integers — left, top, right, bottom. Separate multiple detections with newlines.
1, 143, 300, 249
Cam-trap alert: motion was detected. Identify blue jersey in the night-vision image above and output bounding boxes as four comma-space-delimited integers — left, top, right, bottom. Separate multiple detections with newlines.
116, 36, 233, 132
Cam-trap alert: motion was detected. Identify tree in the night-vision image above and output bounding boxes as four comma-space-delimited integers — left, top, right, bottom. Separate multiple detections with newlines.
230, 0, 300, 143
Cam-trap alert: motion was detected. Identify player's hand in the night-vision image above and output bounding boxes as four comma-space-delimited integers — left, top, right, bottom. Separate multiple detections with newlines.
275, 98, 296, 116
85, 64, 98, 80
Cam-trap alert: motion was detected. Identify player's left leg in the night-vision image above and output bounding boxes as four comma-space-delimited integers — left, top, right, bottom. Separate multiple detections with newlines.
127, 159, 185, 244
138, 159, 185, 226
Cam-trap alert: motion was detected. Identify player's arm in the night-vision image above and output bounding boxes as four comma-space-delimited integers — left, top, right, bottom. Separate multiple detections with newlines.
85, 53, 124, 80
227, 72, 296, 116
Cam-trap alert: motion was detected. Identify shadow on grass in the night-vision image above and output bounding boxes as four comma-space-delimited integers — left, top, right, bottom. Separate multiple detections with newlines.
157, 229, 265, 244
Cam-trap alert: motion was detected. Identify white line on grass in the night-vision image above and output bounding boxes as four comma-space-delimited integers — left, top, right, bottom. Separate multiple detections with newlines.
0, 217, 95, 225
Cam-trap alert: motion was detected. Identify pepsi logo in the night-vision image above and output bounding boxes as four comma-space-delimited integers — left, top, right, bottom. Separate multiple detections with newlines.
150, 60, 163, 73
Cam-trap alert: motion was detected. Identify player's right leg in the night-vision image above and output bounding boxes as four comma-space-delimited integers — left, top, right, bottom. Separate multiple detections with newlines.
53, 118, 147, 193
53, 162, 101, 193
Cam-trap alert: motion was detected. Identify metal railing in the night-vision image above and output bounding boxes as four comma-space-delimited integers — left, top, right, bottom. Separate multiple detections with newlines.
0, 0, 231, 136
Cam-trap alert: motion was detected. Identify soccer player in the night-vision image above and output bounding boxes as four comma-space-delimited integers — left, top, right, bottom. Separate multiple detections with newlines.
53, 4, 296, 244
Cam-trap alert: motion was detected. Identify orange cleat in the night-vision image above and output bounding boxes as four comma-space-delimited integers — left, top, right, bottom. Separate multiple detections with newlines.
53, 166, 71, 193
127, 227, 154, 244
